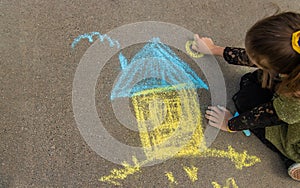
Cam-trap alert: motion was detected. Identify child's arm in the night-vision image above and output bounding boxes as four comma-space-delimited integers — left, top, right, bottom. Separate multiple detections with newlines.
223, 47, 256, 67
227, 101, 288, 131
205, 102, 287, 132
192, 34, 256, 67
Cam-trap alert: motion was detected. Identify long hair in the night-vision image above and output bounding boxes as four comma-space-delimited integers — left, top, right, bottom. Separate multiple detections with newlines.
245, 12, 300, 97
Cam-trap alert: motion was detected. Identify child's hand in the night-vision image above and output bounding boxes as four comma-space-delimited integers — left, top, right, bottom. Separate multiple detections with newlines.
205, 105, 234, 132
192, 34, 224, 56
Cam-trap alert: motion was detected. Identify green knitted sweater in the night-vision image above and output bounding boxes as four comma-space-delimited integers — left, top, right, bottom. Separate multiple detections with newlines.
266, 95, 300, 163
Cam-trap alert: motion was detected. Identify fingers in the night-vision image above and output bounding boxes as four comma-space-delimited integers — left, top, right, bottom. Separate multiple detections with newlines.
193, 34, 207, 47
208, 105, 229, 113
194, 34, 213, 44
207, 106, 223, 114
192, 34, 201, 50
205, 105, 227, 123
193, 34, 217, 55
205, 112, 220, 123
191, 42, 198, 51
205, 111, 220, 127
194, 34, 201, 41
205, 105, 233, 132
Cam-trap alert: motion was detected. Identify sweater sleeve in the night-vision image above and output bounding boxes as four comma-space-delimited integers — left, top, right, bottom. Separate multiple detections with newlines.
223, 47, 257, 67
228, 101, 288, 131
273, 95, 300, 124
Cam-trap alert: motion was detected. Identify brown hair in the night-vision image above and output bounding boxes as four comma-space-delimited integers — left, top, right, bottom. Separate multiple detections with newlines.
245, 12, 300, 97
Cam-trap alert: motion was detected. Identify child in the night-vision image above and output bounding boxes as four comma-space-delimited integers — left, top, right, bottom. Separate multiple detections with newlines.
192, 12, 300, 181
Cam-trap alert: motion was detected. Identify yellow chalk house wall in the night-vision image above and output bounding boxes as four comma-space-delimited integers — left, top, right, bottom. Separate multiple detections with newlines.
131, 84, 206, 161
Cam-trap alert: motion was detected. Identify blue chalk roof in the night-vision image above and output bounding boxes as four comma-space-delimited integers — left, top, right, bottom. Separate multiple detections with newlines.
110, 38, 208, 100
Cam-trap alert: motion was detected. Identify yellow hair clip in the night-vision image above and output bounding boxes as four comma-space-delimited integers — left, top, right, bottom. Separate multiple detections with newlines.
292, 30, 300, 54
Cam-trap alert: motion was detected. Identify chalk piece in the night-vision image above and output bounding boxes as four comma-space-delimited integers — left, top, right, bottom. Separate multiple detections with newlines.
233, 112, 239, 117
243, 130, 251, 137
233, 112, 251, 137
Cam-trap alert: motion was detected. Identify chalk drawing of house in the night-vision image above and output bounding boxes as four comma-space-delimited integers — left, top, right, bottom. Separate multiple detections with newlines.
111, 38, 209, 161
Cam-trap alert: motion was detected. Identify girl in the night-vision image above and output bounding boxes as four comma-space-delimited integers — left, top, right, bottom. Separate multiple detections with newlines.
192, 12, 300, 181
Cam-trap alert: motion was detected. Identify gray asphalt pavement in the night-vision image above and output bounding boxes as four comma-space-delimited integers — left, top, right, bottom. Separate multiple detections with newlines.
1, 0, 300, 187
